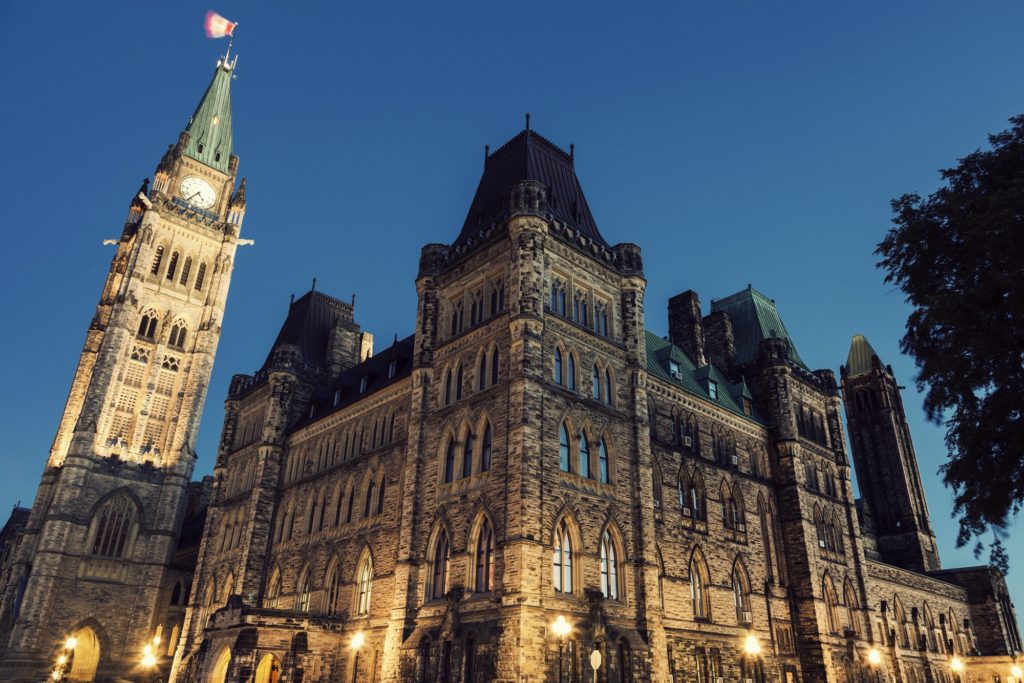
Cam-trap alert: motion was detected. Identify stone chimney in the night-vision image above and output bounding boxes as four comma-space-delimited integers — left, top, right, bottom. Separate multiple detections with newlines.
703, 311, 735, 377
327, 321, 365, 380
668, 290, 706, 366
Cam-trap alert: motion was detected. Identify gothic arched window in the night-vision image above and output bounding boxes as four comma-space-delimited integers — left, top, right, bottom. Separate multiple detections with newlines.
733, 564, 750, 623
150, 245, 164, 274
376, 477, 386, 515
600, 529, 620, 600
463, 429, 475, 478
604, 369, 613, 406
490, 348, 499, 385
478, 351, 487, 390
553, 520, 573, 594
554, 348, 563, 385
559, 422, 571, 473
592, 365, 601, 400
90, 495, 135, 558
179, 256, 192, 286
443, 437, 456, 483
325, 562, 342, 616
138, 312, 158, 340
481, 423, 492, 472
567, 352, 577, 391
444, 369, 453, 405
264, 570, 281, 609
690, 555, 710, 620
165, 251, 179, 280
598, 437, 610, 484
455, 365, 464, 401
194, 262, 207, 290
578, 433, 591, 478
168, 323, 187, 349
475, 519, 495, 593
430, 530, 450, 600
356, 555, 373, 615
297, 568, 312, 612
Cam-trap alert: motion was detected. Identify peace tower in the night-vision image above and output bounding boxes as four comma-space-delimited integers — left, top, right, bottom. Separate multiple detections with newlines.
0, 54, 245, 682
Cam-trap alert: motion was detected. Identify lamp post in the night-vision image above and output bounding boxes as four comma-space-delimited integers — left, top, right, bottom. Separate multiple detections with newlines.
349, 631, 365, 683
950, 655, 965, 683
743, 633, 761, 682
551, 615, 572, 683
589, 648, 602, 683
866, 647, 882, 683
52, 635, 78, 681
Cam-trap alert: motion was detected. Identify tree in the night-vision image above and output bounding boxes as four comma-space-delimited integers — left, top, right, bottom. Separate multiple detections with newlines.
877, 115, 1024, 563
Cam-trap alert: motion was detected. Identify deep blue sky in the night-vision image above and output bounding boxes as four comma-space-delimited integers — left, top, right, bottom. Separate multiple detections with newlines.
1, 2, 1021, 608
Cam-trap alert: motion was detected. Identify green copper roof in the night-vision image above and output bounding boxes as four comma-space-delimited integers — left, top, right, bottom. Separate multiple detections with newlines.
184, 59, 234, 173
846, 334, 882, 377
645, 330, 764, 424
710, 285, 808, 370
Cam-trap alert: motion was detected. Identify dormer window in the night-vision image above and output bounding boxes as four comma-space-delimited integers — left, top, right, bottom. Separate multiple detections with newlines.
708, 381, 718, 400
387, 360, 397, 379
669, 360, 681, 377
197, 142, 205, 154
359, 376, 368, 393
334, 389, 341, 406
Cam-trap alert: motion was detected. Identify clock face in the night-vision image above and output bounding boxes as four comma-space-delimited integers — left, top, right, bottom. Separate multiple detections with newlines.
180, 177, 217, 209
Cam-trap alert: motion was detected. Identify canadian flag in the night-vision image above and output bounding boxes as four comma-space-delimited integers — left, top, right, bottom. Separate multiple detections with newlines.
204, 11, 236, 39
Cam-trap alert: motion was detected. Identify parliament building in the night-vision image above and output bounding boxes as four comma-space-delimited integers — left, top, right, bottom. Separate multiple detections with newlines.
0, 56, 1020, 683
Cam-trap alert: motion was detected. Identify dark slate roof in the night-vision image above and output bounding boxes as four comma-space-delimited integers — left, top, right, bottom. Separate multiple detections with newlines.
645, 330, 764, 424
298, 335, 415, 428
261, 290, 357, 371
710, 285, 808, 370
454, 128, 609, 248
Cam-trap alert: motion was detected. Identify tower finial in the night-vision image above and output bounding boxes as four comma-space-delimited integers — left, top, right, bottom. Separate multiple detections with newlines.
484, 144, 489, 167
525, 112, 531, 131
311, 277, 317, 292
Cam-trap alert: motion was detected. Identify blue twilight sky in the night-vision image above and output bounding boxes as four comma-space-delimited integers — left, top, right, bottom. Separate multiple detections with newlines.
0, 2, 1021, 608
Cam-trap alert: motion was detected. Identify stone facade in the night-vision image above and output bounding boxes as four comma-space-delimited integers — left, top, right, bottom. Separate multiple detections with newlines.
170, 127, 1020, 683
0, 56, 245, 682
1, 58, 1020, 683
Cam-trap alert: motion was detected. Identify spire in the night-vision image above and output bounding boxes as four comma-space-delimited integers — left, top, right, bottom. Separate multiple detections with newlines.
183, 58, 235, 174
845, 334, 882, 377
230, 177, 247, 208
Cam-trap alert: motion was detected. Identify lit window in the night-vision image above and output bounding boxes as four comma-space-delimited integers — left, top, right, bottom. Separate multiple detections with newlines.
387, 360, 397, 379
553, 520, 573, 594
356, 557, 373, 615
359, 376, 368, 393
600, 530, 619, 600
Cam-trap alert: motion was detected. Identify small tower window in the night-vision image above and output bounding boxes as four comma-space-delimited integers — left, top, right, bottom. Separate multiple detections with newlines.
168, 324, 187, 349
179, 257, 192, 286
359, 376, 368, 393
165, 252, 179, 280
387, 359, 397, 379
150, 246, 165, 274
194, 263, 207, 291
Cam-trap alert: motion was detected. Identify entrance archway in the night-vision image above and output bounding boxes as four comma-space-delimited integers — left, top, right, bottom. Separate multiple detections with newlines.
66, 625, 100, 682
255, 653, 281, 683
208, 646, 231, 683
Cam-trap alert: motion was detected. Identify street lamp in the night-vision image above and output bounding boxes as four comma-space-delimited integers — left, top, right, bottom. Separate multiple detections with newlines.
551, 615, 572, 683
141, 635, 161, 683
743, 633, 762, 657
950, 655, 965, 683
350, 631, 365, 683
866, 647, 883, 683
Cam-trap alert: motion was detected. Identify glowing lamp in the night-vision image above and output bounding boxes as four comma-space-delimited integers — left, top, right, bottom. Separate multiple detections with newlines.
867, 648, 882, 666
743, 634, 762, 656
56, 655, 67, 666
141, 651, 156, 668
64, 636, 77, 650
950, 656, 965, 673
350, 631, 365, 651
552, 615, 572, 640
1012, 665, 1023, 679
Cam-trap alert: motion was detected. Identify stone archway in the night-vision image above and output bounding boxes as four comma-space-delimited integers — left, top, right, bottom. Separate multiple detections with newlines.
208, 646, 231, 683
255, 653, 281, 683
66, 625, 100, 682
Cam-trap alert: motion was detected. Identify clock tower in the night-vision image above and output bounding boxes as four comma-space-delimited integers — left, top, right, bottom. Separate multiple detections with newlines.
0, 54, 246, 682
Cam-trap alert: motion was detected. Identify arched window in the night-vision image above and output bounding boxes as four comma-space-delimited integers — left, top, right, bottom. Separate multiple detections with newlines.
578, 432, 591, 478
567, 352, 577, 390
600, 529, 620, 600
604, 369, 613, 405
478, 351, 487, 390
171, 581, 183, 605
823, 574, 841, 634
356, 555, 373, 615
363, 479, 374, 518
481, 423, 492, 472
138, 312, 158, 340
733, 564, 750, 623
559, 423, 571, 472
490, 348, 499, 385
166, 251, 179, 280
463, 429, 475, 478
430, 530, 450, 600
179, 256, 192, 285
444, 369, 453, 405
475, 519, 495, 593
376, 477, 386, 515
617, 639, 632, 683
151, 245, 165, 274
652, 462, 663, 509
297, 569, 312, 612
325, 563, 342, 615
758, 498, 774, 583
345, 485, 355, 523
592, 365, 601, 400
444, 437, 456, 483
194, 262, 207, 290
691, 471, 707, 521
553, 519, 573, 594
265, 571, 281, 608
598, 437, 610, 484
455, 365, 464, 400
690, 555, 710, 620
844, 581, 859, 634
90, 495, 135, 558
678, 469, 692, 515
554, 348, 563, 385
